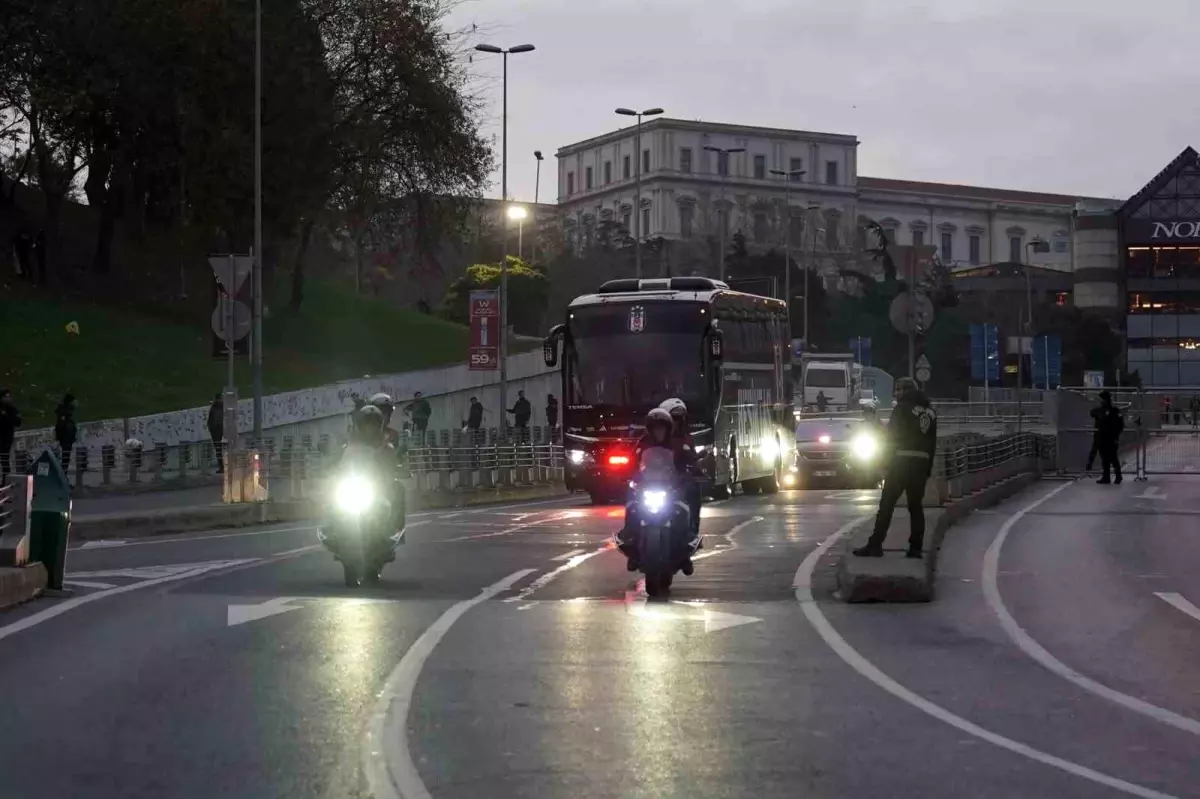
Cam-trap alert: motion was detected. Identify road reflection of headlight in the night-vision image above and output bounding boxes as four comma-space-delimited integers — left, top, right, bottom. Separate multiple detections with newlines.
851, 434, 878, 461
568, 449, 586, 465
335, 475, 375, 514
783, 472, 797, 487
642, 490, 667, 514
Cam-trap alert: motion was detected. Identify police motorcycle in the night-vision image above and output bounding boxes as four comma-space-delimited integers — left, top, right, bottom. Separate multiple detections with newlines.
319, 405, 407, 587
624, 446, 704, 598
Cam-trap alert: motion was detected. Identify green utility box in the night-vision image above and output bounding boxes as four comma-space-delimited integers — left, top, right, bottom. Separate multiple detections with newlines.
28, 450, 72, 590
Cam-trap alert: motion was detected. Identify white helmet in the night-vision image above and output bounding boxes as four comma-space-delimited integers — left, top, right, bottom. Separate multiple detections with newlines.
644, 407, 672, 431
659, 398, 687, 419
369, 392, 393, 407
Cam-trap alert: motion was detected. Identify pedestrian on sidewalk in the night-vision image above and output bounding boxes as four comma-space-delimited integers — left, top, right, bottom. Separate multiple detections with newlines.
508, 390, 531, 441
1095, 391, 1124, 485
465, 396, 485, 445
207, 392, 225, 474
546, 393, 559, 433
54, 393, 78, 471
854, 377, 938, 559
0, 388, 21, 478
405, 391, 432, 435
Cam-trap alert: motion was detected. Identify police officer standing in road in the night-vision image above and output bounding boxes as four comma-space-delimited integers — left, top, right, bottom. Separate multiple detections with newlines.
854, 377, 938, 559
1094, 390, 1125, 485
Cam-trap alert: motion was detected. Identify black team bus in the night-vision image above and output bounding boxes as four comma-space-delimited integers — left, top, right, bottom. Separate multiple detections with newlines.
543, 276, 792, 504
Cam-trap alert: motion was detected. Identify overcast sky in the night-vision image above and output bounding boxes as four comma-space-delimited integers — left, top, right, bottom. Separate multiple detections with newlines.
450, 0, 1200, 205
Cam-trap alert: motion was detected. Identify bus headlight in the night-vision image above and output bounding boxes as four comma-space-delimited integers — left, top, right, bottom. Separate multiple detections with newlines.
335, 475, 375, 515
759, 436, 780, 465
851, 433, 879, 461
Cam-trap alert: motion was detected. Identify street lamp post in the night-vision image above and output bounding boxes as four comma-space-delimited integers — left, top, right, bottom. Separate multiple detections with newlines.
615, 107, 664, 278
508, 205, 528, 261
475, 42, 535, 433
805, 206, 823, 346
251, 0, 264, 443
768, 169, 805, 315
1024, 237, 1051, 389
703, 145, 745, 281
533, 151, 543, 204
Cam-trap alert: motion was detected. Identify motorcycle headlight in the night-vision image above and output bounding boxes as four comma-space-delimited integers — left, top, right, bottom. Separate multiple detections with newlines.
851, 433, 879, 461
641, 490, 667, 514
335, 475, 375, 514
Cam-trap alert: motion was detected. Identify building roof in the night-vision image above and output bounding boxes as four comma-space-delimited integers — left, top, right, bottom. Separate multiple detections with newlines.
859, 176, 1112, 207
556, 117, 857, 157
1118, 146, 1199, 218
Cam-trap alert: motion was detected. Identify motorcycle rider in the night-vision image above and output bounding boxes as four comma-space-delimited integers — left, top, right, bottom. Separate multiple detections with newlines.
617, 408, 700, 575
659, 398, 702, 537
369, 392, 401, 449
343, 404, 405, 534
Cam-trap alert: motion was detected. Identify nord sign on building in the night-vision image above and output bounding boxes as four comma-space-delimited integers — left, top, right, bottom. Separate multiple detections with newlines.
1150, 221, 1200, 239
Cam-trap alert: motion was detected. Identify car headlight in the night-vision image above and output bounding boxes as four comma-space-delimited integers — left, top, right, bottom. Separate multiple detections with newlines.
851, 433, 879, 461
693, 444, 706, 454
568, 449, 586, 465
641, 490, 667, 514
335, 475, 375, 514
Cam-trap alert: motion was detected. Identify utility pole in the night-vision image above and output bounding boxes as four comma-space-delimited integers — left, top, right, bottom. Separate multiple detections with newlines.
615, 107, 664, 278
769, 168, 805, 321
704, 145, 745, 281
251, 0, 264, 444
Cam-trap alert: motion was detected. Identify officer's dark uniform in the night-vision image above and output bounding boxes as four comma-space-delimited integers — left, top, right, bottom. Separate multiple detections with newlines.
1095, 392, 1124, 484
857, 389, 938, 557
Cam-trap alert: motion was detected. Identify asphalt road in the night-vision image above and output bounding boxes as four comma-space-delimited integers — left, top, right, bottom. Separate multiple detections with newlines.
2, 480, 1200, 798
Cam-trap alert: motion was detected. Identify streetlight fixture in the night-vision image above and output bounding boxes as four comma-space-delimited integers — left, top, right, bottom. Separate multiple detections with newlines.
704, 145, 745, 280
769, 168, 805, 334
615, 106, 664, 278
533, 151, 544, 204
475, 42, 535, 433
508, 204, 528, 261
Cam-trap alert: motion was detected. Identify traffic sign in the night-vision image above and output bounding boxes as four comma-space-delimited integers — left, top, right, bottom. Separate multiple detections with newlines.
915, 353, 931, 384
889, 291, 934, 334
209, 255, 254, 295
212, 298, 252, 342
915, 354, 931, 370
916, 366, 931, 383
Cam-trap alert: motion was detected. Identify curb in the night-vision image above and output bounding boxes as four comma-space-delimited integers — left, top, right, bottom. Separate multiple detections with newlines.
836, 470, 1041, 603
70, 483, 570, 541
0, 563, 48, 611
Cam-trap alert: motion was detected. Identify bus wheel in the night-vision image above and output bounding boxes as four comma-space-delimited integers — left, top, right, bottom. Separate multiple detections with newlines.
760, 473, 780, 494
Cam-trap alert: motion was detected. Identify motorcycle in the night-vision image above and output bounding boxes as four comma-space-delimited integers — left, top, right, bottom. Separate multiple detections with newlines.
318, 453, 406, 587
624, 448, 703, 598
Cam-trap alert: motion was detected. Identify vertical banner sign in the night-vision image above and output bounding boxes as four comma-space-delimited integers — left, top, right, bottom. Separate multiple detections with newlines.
970, 323, 1000, 382
469, 290, 500, 371
1031, 334, 1063, 390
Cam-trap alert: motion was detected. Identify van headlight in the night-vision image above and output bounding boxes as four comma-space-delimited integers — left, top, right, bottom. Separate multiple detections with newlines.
851, 433, 879, 461
641, 490, 667, 514
335, 475, 375, 514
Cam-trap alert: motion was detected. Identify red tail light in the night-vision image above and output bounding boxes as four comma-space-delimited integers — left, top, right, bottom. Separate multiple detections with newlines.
607, 454, 630, 467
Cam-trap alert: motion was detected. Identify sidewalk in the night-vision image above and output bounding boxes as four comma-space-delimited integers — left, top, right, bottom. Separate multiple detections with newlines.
73, 486, 223, 519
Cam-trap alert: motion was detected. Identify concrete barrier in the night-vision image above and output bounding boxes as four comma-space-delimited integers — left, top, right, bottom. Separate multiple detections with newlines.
0, 563, 48, 610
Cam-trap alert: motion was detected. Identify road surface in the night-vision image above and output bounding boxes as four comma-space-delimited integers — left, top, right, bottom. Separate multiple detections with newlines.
2, 480, 1199, 798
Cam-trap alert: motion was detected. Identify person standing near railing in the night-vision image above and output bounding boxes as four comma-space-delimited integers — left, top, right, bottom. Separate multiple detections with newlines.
0, 389, 20, 478
54, 393, 78, 472
854, 377, 938, 559
1094, 391, 1124, 485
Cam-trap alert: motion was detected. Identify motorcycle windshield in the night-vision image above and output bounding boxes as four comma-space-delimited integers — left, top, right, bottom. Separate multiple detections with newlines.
638, 448, 677, 485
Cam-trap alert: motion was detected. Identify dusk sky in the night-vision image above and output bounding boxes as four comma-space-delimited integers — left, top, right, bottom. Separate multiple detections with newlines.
451, 0, 1200, 205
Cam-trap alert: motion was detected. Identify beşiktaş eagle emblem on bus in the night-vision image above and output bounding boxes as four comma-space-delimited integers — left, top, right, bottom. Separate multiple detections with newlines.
628, 305, 646, 333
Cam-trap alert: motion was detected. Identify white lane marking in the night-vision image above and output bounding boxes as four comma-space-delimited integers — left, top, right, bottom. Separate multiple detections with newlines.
227, 596, 305, 627
983, 481, 1200, 737
63, 580, 118, 590
72, 524, 316, 550
550, 548, 586, 562
504, 545, 612, 603
794, 515, 1179, 799
1155, 592, 1200, 623
439, 511, 574, 543
692, 515, 763, 562
272, 545, 318, 558
364, 569, 535, 799
409, 495, 580, 518
0, 559, 261, 643
1136, 486, 1168, 500
69, 559, 258, 581
624, 592, 761, 633
79, 540, 128, 549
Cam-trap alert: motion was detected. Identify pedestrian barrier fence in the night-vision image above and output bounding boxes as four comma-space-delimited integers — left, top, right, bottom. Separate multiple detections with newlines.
931, 431, 1051, 505
0, 475, 33, 566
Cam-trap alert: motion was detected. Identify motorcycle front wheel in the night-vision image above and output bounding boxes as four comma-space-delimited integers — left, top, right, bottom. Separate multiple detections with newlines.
342, 560, 360, 588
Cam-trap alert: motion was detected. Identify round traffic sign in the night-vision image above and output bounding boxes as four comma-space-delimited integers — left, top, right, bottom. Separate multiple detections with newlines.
916, 366, 931, 383
889, 292, 935, 334
212, 299, 252, 342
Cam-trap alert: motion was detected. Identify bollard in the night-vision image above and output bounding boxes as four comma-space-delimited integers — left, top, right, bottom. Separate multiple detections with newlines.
101, 445, 115, 485
26, 451, 71, 590
14, 449, 29, 475
152, 443, 166, 481
74, 447, 86, 488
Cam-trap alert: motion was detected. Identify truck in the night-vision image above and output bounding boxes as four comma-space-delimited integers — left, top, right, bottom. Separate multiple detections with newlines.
798, 352, 861, 411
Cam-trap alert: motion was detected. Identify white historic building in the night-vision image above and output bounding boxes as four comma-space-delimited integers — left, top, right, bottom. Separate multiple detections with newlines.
554, 118, 1113, 280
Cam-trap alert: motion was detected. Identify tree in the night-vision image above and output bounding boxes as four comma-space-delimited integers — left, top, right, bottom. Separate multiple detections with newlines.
440, 257, 547, 336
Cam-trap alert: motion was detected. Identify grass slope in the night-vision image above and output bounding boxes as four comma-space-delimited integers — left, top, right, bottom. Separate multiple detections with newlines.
2, 280, 470, 426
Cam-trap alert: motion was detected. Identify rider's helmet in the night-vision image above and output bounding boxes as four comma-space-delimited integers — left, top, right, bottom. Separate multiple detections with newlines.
659, 397, 687, 421
645, 407, 673, 441
369, 392, 394, 419
356, 404, 385, 443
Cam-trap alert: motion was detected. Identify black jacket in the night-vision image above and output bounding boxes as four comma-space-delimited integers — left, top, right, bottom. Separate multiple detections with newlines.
467, 401, 484, 430
54, 403, 77, 446
546, 399, 559, 426
207, 400, 224, 438
1095, 404, 1125, 442
887, 392, 938, 471
0, 402, 21, 448
510, 397, 532, 426
633, 435, 698, 477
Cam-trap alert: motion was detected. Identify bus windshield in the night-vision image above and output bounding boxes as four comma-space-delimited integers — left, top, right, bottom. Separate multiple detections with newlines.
566, 303, 709, 412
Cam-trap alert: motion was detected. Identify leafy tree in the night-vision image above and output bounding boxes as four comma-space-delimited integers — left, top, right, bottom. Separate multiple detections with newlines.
440, 257, 547, 336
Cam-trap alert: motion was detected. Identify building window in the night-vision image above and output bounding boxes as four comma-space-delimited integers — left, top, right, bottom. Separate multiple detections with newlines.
753, 155, 766, 180
642, 149, 650, 175
567, 172, 575, 195
621, 210, 631, 232
717, 151, 729, 176
1053, 234, 1069, 254
753, 210, 769, 241
912, 229, 925, 247
883, 227, 898, 246
680, 148, 693, 173
789, 157, 804, 180
623, 155, 630, 179
680, 205, 694, 239
603, 161, 611, 184
940, 231, 953, 262
788, 213, 806, 244
825, 215, 839, 250
825, 160, 838, 185
585, 166, 593, 190
1009, 235, 1022, 263
969, 234, 981, 265
641, 208, 651, 238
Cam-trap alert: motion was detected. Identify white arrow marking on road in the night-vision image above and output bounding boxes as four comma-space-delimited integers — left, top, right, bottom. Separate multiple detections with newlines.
70, 559, 258, 581
625, 592, 762, 634
550, 548, 586, 562
79, 540, 128, 549
1154, 592, 1200, 623
1136, 486, 1168, 500
63, 580, 118, 590
227, 596, 305, 627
